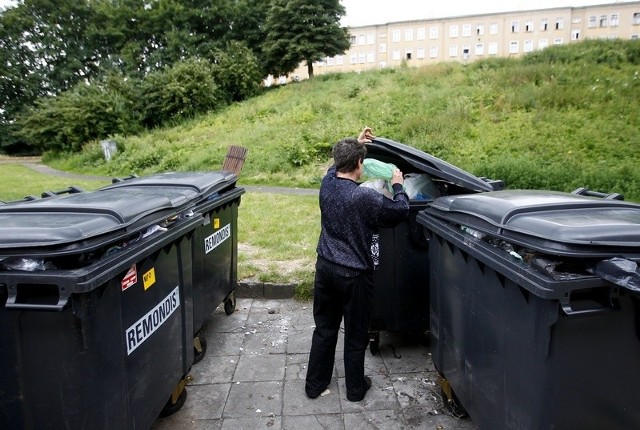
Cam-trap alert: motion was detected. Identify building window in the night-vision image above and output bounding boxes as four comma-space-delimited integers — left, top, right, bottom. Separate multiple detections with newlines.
525, 20, 534, 32
405, 49, 412, 60
541, 19, 548, 31
350, 35, 356, 44
477, 25, 484, 36
449, 45, 458, 57
611, 14, 620, 27
367, 33, 375, 44
358, 35, 366, 45
509, 41, 519, 54
462, 47, 470, 60
524, 39, 533, 52
600, 15, 608, 27
462, 24, 471, 37
379, 43, 386, 53
634, 13, 640, 25
488, 42, 498, 55
392, 30, 401, 42
556, 18, 564, 30
571, 29, 580, 40
538, 39, 548, 50
379, 61, 387, 68
336, 55, 344, 65
430, 26, 439, 39
588, 16, 597, 28
490, 23, 498, 34
327, 57, 335, 66
554, 37, 564, 45
475, 43, 484, 55
417, 27, 426, 40
350, 54, 357, 64
430, 47, 438, 58
450, 25, 459, 38
417, 47, 426, 59
405, 29, 413, 41
511, 20, 519, 33
367, 52, 375, 63
358, 53, 366, 63
392, 49, 401, 60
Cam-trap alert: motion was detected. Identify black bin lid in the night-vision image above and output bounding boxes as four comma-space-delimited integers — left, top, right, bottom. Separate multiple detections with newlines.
101, 171, 238, 203
367, 137, 504, 192
0, 187, 198, 252
421, 190, 640, 257
0, 172, 240, 255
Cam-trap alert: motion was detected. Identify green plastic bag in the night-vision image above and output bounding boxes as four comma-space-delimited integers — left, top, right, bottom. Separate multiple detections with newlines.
363, 158, 397, 180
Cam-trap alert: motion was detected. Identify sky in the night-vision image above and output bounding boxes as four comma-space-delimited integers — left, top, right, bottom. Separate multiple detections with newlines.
0, 0, 628, 25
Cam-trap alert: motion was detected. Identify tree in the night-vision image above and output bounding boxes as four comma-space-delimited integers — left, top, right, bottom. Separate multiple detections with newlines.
263, 0, 349, 78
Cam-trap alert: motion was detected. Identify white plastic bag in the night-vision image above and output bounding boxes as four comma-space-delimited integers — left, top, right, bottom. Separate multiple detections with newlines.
360, 179, 393, 199
403, 173, 440, 200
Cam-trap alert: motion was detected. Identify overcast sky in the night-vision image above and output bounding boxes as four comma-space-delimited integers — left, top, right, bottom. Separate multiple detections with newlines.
0, 0, 627, 25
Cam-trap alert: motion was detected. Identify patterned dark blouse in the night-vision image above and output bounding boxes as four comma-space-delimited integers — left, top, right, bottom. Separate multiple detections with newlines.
316, 165, 410, 271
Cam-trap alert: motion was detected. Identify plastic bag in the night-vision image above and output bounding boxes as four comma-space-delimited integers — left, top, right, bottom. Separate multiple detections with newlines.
588, 257, 640, 293
360, 179, 393, 199
403, 173, 440, 200
363, 159, 397, 180
0, 257, 56, 271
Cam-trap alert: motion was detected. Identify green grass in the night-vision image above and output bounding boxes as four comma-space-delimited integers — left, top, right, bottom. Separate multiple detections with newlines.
237, 192, 319, 297
0, 165, 108, 201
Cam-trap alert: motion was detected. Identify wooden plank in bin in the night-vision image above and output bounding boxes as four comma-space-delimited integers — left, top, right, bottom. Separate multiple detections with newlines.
222, 145, 248, 175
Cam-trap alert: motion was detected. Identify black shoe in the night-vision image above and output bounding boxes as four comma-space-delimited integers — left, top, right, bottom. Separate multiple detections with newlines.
347, 376, 372, 402
305, 385, 328, 399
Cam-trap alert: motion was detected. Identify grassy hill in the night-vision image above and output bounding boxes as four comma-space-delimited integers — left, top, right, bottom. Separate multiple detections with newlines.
4, 39, 640, 296
50, 39, 640, 201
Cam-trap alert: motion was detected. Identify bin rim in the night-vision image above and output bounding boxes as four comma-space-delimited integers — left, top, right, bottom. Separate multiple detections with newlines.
420, 190, 640, 257
418, 211, 609, 300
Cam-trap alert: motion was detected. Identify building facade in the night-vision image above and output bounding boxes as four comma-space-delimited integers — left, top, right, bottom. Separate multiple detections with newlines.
290, 1, 640, 80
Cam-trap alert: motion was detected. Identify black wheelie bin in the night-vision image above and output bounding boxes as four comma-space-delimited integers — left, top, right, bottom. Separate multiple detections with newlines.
0, 170, 243, 430
101, 172, 245, 363
0, 184, 205, 430
417, 189, 640, 429
363, 137, 503, 353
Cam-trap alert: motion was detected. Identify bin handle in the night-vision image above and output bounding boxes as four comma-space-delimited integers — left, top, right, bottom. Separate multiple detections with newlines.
561, 298, 620, 317
5, 289, 70, 311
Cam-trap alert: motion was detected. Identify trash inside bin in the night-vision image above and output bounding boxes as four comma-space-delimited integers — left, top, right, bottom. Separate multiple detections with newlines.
0, 173, 240, 430
417, 189, 640, 429
101, 172, 245, 362
362, 137, 503, 353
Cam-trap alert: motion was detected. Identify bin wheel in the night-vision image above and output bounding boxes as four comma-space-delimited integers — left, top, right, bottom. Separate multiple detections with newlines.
224, 293, 236, 315
193, 336, 207, 364
369, 332, 380, 355
439, 380, 468, 419
159, 386, 187, 418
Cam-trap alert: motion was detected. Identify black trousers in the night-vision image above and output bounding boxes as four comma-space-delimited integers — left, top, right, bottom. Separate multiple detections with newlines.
305, 257, 374, 400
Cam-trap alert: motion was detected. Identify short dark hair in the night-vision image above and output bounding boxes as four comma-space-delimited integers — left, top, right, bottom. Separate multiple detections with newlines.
332, 138, 367, 173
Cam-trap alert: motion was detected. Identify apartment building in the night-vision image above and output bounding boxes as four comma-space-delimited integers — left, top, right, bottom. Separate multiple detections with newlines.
290, 1, 640, 80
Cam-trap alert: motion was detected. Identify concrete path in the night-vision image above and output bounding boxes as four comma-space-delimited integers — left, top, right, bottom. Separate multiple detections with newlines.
8, 158, 319, 196
150, 298, 477, 430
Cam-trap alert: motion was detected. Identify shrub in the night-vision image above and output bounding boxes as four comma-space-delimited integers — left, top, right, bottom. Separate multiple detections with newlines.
211, 41, 263, 103
140, 58, 222, 128
18, 83, 140, 153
